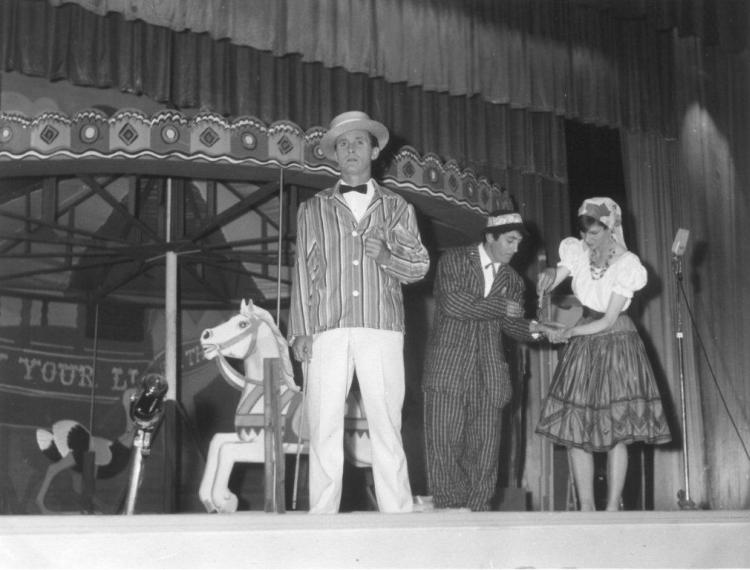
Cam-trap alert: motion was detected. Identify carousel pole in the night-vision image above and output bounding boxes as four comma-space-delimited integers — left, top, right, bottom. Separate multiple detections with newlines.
273, 167, 290, 513
82, 303, 100, 513
275, 172, 305, 511
163, 178, 180, 512
275, 169, 284, 323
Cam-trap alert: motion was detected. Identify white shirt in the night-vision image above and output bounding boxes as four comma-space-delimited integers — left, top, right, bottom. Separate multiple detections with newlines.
341, 180, 374, 222
478, 244, 500, 297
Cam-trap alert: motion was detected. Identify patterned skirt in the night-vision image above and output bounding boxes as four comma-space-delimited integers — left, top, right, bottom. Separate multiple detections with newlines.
535, 311, 672, 452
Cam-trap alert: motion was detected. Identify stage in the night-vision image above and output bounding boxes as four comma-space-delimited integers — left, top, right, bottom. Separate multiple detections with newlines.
1, 510, 748, 568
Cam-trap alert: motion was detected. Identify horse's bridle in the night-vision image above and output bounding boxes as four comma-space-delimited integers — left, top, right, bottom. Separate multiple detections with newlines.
204, 316, 263, 387
208, 316, 260, 352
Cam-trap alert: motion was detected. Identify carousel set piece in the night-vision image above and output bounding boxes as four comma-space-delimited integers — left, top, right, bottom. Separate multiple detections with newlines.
0, 108, 508, 515
198, 299, 371, 513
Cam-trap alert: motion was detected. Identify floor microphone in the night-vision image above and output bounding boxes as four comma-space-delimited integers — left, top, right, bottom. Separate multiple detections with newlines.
672, 228, 690, 257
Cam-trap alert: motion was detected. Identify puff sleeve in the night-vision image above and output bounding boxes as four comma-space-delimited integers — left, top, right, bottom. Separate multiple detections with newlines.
612, 253, 647, 298
558, 237, 585, 273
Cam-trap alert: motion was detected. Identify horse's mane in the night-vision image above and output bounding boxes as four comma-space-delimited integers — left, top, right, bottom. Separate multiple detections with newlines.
242, 301, 295, 389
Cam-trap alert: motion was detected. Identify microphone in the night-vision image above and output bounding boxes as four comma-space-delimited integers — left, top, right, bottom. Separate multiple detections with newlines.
671, 228, 690, 257
130, 373, 168, 433
671, 228, 689, 279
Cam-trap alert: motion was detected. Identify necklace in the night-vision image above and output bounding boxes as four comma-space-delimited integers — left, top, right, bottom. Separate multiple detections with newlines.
589, 247, 616, 280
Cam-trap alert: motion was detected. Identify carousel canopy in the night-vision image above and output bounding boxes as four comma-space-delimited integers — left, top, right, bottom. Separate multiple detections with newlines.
0, 108, 508, 309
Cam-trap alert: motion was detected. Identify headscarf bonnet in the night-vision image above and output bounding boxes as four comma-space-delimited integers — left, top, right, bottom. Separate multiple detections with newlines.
578, 197, 626, 248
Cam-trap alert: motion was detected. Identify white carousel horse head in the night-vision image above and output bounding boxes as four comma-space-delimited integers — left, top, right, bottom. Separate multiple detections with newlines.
200, 299, 296, 391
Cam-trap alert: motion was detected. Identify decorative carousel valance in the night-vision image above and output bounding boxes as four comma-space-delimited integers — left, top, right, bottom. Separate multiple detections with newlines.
0, 109, 507, 216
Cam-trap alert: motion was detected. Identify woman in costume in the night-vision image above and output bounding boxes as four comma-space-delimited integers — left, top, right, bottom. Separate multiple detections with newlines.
535, 197, 671, 511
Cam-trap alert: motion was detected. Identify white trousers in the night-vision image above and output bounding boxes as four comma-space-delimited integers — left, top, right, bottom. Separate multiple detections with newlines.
306, 327, 413, 513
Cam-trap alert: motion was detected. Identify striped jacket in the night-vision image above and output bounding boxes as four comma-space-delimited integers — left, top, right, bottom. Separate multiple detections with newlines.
288, 181, 430, 340
422, 246, 536, 408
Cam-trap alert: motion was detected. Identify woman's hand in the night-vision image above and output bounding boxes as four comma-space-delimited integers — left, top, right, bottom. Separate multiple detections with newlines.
545, 325, 571, 344
536, 267, 557, 297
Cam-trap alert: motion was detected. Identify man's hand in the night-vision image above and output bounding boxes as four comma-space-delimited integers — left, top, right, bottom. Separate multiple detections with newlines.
364, 233, 391, 265
292, 335, 313, 362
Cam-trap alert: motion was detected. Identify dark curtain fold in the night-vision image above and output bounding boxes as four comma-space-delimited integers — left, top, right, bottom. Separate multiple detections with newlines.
42, 1, 750, 111
0, 0, 569, 192
621, 33, 750, 509
679, 36, 750, 510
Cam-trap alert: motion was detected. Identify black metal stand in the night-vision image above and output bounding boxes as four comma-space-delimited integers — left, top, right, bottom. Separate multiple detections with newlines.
673, 255, 697, 510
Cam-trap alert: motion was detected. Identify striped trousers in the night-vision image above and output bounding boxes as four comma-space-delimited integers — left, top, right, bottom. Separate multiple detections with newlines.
424, 369, 503, 511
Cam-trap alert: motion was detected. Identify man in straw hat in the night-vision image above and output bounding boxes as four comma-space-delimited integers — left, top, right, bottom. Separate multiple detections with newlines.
422, 210, 556, 511
288, 110, 430, 513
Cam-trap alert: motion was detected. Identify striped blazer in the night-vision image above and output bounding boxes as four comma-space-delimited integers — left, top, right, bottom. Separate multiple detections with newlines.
288, 181, 430, 340
422, 245, 535, 408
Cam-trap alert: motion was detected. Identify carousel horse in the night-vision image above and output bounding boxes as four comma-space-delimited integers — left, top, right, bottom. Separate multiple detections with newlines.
197, 299, 371, 513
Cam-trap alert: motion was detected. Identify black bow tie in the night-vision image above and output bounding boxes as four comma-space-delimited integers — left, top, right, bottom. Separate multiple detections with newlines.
340, 184, 368, 195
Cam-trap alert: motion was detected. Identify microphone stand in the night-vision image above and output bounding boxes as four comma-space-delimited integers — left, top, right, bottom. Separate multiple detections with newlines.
125, 428, 154, 515
124, 374, 167, 515
673, 254, 697, 510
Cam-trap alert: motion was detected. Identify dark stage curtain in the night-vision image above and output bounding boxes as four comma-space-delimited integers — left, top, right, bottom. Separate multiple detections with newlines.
622, 32, 750, 509
42, 0, 749, 129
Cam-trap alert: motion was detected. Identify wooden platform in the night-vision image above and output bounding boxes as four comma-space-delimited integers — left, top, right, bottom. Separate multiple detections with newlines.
1, 510, 749, 568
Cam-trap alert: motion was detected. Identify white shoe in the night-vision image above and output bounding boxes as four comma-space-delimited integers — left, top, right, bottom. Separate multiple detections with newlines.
412, 495, 435, 512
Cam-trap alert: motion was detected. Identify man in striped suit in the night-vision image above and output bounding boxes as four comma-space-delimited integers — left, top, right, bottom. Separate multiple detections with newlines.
422, 211, 551, 511
288, 111, 430, 514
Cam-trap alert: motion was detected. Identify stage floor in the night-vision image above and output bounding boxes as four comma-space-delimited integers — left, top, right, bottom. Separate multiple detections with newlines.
1, 510, 749, 569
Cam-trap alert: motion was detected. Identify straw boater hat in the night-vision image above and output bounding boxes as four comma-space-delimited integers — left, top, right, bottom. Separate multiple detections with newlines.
484, 210, 528, 236
319, 111, 389, 160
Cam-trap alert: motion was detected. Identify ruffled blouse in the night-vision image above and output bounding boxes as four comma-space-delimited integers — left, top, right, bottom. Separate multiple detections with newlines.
557, 237, 647, 313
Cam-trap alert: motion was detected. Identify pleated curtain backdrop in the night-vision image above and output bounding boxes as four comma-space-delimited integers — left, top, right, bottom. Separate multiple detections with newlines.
621, 27, 750, 509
